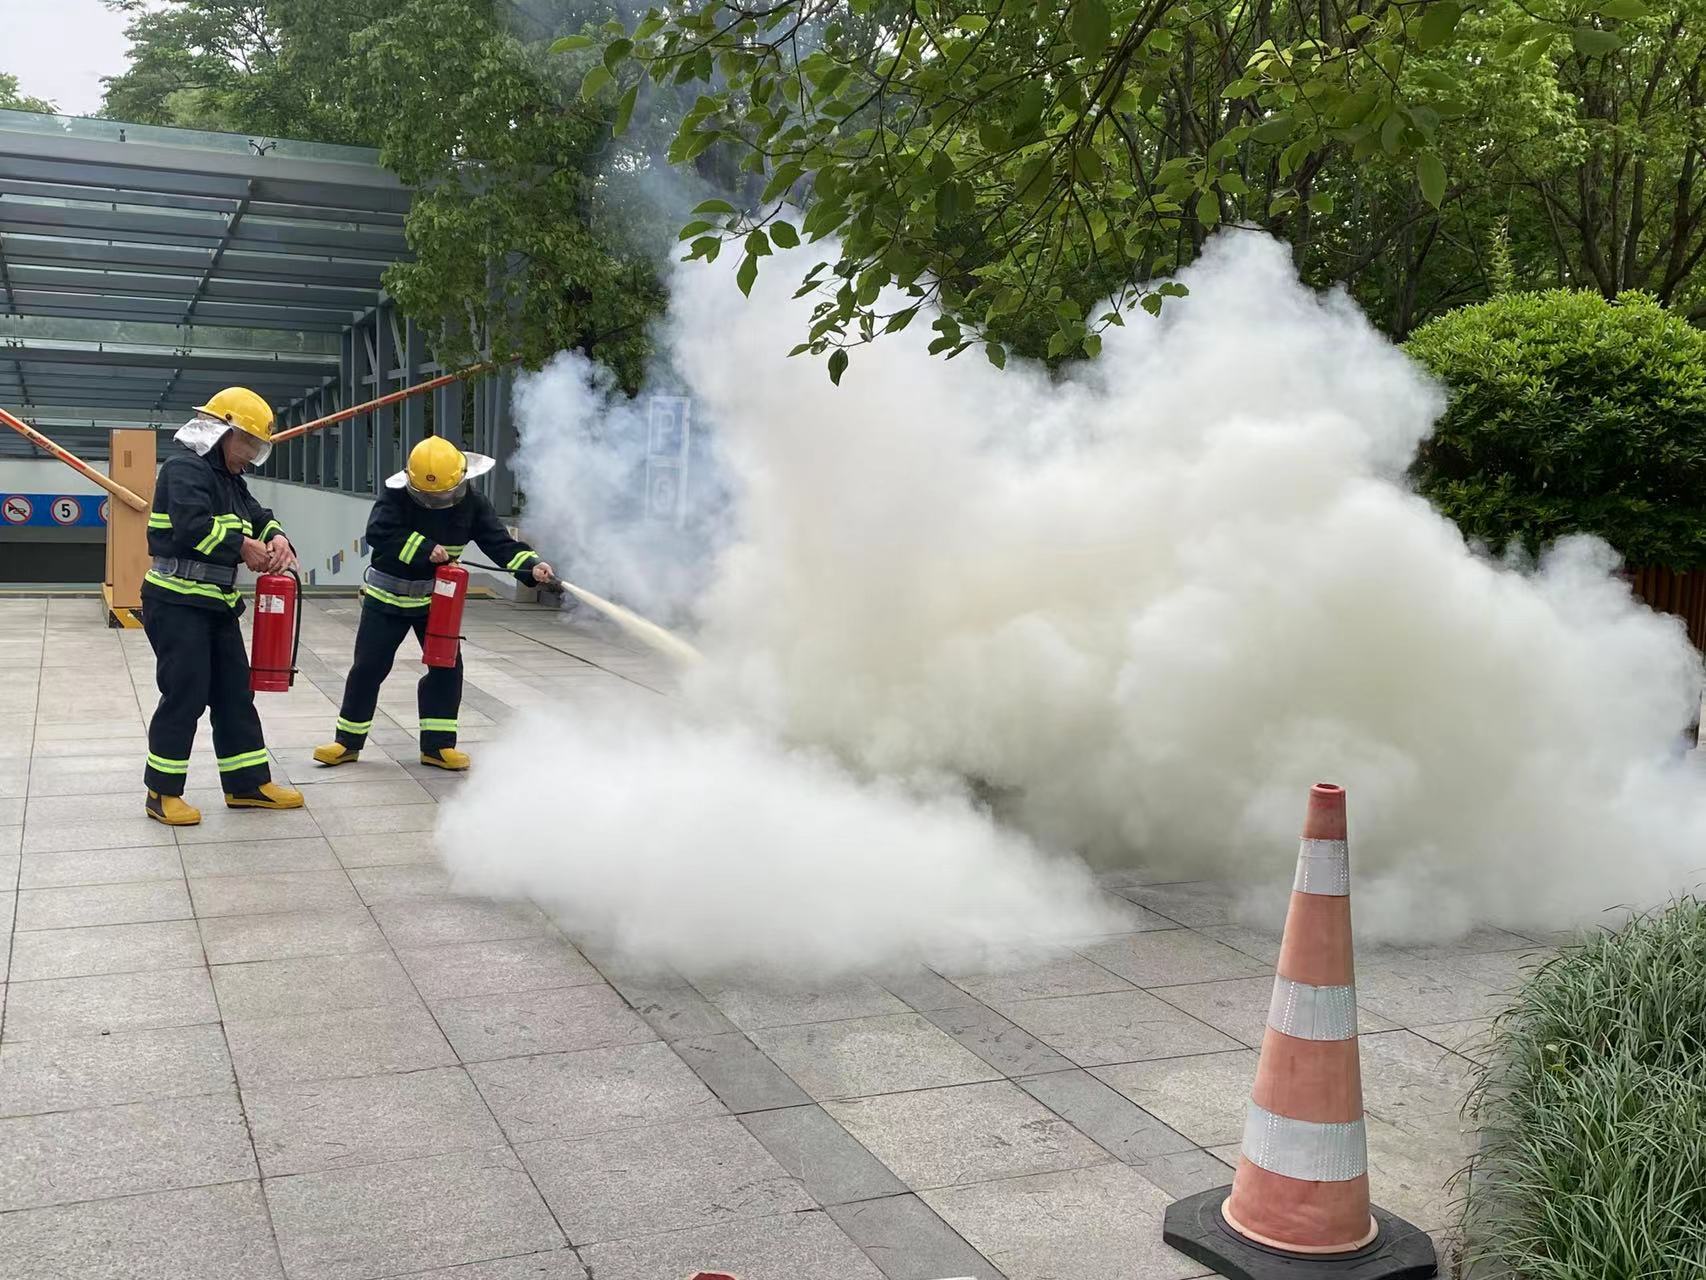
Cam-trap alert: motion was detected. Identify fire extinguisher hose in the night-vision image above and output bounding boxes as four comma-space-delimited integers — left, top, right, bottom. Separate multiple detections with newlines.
287, 567, 303, 687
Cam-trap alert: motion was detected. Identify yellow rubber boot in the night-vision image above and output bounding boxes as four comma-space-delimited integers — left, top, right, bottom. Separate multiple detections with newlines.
225, 781, 305, 810
313, 743, 359, 767
421, 747, 471, 772
145, 790, 201, 826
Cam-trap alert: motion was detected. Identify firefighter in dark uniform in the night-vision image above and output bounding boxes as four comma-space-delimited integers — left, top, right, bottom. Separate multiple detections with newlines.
143, 387, 306, 826
313, 436, 552, 772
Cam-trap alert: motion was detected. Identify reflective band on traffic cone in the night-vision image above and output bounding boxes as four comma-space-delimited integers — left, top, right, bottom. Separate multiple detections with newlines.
1221, 782, 1378, 1254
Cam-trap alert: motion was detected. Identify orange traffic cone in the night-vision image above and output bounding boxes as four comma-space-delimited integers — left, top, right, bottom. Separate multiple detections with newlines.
1162, 784, 1437, 1279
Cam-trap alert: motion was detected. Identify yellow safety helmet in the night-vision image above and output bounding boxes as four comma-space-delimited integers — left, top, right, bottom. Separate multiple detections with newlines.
386, 436, 495, 509
194, 387, 274, 442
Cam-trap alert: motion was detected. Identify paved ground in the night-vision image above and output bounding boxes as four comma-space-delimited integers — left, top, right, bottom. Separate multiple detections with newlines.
0, 594, 1542, 1279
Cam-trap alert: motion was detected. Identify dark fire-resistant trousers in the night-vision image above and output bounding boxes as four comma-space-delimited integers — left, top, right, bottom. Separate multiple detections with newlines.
142, 601, 272, 796
332, 606, 463, 753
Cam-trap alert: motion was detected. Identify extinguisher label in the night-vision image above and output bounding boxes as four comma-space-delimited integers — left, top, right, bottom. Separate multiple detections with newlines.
260, 595, 286, 614
434, 579, 458, 598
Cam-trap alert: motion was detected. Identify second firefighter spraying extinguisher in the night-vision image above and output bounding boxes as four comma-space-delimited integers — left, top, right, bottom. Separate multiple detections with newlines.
313, 436, 554, 772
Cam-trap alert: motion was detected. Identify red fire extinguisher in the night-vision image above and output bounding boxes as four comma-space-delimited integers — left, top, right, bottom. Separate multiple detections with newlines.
421, 563, 469, 669
249, 569, 301, 693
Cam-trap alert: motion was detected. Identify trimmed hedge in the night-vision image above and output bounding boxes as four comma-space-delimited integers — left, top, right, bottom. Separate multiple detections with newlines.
1405, 291, 1706, 568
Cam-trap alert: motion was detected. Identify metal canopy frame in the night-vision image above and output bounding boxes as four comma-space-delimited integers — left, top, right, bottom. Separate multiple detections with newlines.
0, 110, 518, 513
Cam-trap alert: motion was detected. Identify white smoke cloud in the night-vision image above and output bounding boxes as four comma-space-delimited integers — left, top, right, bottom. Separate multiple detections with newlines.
448, 229, 1706, 973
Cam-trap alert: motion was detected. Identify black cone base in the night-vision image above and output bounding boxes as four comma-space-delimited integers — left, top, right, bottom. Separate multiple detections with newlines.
1163, 1187, 1438, 1279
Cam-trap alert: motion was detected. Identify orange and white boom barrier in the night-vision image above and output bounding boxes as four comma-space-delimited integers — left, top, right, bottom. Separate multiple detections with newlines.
0, 406, 150, 512
270, 361, 505, 444
1162, 783, 1436, 1279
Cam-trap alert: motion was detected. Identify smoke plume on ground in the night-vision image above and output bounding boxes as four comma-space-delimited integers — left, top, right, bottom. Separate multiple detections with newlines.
444, 230, 1706, 970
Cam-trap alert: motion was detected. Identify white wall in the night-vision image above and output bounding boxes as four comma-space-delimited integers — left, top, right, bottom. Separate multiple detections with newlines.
0, 458, 107, 497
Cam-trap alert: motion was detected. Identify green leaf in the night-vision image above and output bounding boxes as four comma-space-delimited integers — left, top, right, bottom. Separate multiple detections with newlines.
979, 121, 1011, 152
1308, 192, 1334, 215
1082, 333, 1102, 358
676, 220, 715, 241
613, 83, 639, 136
745, 228, 772, 258
770, 220, 800, 249
1140, 293, 1164, 316
604, 38, 633, 70
1596, 0, 1648, 18
1252, 116, 1293, 143
885, 307, 918, 333
1571, 27, 1622, 54
1418, 151, 1446, 207
694, 199, 738, 215
985, 342, 1007, 369
736, 253, 758, 297
1381, 111, 1405, 155
580, 65, 613, 101
1072, 146, 1105, 182
1416, 2, 1462, 51
828, 348, 848, 384
1069, 0, 1112, 58
1196, 189, 1220, 226
549, 34, 595, 52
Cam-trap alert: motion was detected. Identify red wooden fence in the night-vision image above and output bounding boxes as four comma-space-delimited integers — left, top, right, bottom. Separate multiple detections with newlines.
1626, 566, 1706, 653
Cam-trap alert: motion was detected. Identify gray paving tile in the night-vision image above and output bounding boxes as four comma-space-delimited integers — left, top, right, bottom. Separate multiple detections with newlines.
698, 978, 908, 1030
470, 1041, 724, 1144
0, 828, 19, 861
0, 1180, 285, 1280
998, 989, 1244, 1067
0, 1090, 256, 1210
1364, 1112, 1472, 1232
8, 919, 206, 982
948, 950, 1135, 1009
247, 1065, 504, 1176
670, 1032, 812, 1113
752, 1013, 1002, 1100
17, 846, 183, 890
1125, 1146, 1238, 1198
188, 870, 362, 918
1015, 1069, 1197, 1162
1411, 1018, 1496, 1064
0, 1024, 233, 1115
347, 864, 458, 903
520, 1114, 812, 1244
1358, 1030, 1480, 1139
1111, 881, 1239, 927
226, 1003, 457, 1087
923, 1162, 1206, 1280
178, 836, 340, 878
328, 830, 441, 867
431, 984, 656, 1062
3, 967, 218, 1039
266, 1147, 565, 1280
297, 778, 434, 809
1092, 1049, 1260, 1147
877, 966, 981, 1012
199, 906, 388, 964
385, 1255, 589, 1279
617, 976, 740, 1041
827, 1193, 1003, 1280
740, 1104, 907, 1206
312, 803, 441, 837
1355, 958, 1510, 1026
374, 898, 552, 948
15, 880, 192, 930
212, 950, 418, 1019
579, 1210, 884, 1280
924, 1004, 1078, 1077
396, 936, 601, 1000
173, 804, 324, 845
1076, 930, 1269, 988
824, 1081, 1112, 1190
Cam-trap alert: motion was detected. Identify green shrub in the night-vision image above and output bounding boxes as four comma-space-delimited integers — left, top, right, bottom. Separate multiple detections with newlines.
1405, 291, 1706, 568
1462, 899, 1706, 1276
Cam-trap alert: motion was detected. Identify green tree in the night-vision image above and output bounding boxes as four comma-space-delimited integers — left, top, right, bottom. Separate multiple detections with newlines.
571, 0, 1663, 377
0, 73, 57, 114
